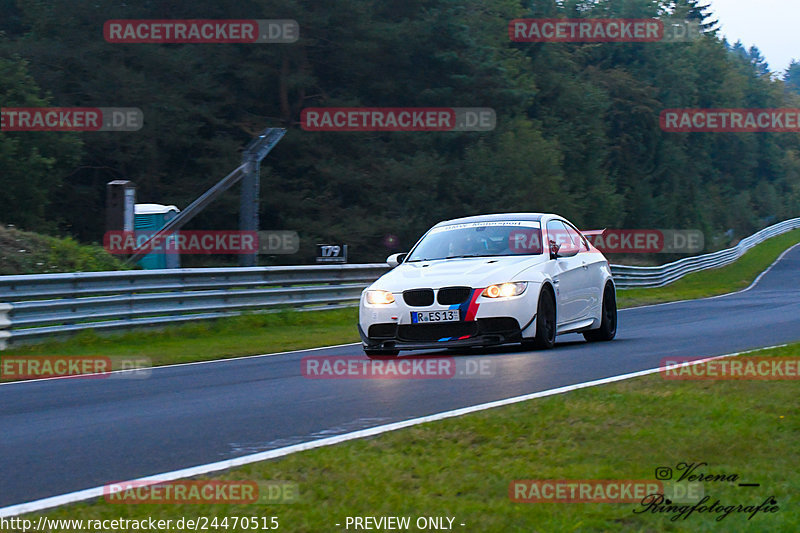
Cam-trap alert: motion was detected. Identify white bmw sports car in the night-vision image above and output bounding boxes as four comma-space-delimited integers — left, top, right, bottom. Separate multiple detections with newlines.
358, 213, 617, 357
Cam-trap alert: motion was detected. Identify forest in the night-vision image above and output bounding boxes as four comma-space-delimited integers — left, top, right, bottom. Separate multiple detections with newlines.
2, 0, 799, 263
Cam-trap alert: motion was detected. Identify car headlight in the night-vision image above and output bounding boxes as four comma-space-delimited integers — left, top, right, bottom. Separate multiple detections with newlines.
482, 282, 527, 298
365, 290, 396, 305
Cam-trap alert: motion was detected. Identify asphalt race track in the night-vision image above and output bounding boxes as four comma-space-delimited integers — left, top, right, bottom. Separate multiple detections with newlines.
1, 246, 799, 509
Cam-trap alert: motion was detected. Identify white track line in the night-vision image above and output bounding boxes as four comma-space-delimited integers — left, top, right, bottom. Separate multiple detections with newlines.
0, 343, 787, 518
0, 342, 361, 386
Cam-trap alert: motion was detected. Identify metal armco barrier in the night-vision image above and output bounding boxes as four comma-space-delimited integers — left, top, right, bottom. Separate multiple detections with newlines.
0, 303, 11, 350
0, 218, 798, 348
610, 217, 800, 288
0, 265, 388, 348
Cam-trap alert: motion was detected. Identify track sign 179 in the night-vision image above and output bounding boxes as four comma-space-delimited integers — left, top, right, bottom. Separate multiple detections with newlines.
316, 244, 348, 263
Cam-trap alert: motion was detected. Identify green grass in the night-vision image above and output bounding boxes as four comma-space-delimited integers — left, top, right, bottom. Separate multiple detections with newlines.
28, 343, 800, 532
616, 229, 800, 308
0, 309, 360, 366
3, 228, 799, 368
0, 224, 129, 275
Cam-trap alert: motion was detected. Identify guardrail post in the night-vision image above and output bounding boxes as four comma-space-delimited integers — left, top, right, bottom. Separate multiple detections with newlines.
0, 303, 11, 351
239, 128, 286, 267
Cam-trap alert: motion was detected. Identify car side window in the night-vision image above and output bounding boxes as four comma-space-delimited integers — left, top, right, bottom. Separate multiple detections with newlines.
563, 222, 588, 251
547, 220, 583, 255
546, 220, 568, 252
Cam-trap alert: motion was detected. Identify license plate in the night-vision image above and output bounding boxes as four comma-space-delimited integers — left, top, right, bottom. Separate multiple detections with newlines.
411, 310, 460, 323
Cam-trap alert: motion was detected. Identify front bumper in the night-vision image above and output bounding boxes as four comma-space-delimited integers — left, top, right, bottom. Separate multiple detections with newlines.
359, 285, 540, 352
359, 317, 529, 351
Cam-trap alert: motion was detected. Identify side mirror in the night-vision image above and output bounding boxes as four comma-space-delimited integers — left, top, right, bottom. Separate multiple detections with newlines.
386, 253, 407, 267
550, 240, 578, 259
557, 245, 580, 258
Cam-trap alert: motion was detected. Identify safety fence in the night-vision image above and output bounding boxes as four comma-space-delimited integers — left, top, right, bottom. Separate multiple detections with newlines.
0, 218, 798, 348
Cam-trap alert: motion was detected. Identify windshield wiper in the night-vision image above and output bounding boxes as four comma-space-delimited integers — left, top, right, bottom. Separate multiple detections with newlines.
408, 254, 498, 262
444, 254, 497, 259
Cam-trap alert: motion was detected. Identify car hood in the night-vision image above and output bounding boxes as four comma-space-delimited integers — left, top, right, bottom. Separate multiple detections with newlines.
372, 255, 549, 292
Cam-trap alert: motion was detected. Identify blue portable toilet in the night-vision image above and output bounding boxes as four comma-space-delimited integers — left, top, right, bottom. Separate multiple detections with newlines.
134, 203, 180, 269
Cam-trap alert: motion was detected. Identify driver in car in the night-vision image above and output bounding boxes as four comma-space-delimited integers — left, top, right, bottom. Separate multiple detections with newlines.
449, 234, 482, 257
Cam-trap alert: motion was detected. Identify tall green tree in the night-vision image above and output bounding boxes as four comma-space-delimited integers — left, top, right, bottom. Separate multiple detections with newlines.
0, 54, 82, 231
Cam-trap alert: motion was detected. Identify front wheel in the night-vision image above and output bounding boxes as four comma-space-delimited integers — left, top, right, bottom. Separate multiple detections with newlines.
583, 283, 617, 342
523, 287, 556, 350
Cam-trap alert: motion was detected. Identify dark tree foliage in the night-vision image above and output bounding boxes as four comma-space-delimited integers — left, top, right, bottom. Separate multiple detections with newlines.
0, 54, 82, 232
1, 0, 798, 262
785, 60, 800, 95
667, 0, 718, 32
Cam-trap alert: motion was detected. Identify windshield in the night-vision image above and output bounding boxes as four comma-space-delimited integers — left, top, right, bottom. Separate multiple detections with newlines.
406, 221, 543, 262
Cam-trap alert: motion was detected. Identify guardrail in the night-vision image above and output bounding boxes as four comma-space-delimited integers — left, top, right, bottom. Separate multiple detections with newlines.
0, 265, 388, 348
0, 218, 797, 348
610, 217, 800, 288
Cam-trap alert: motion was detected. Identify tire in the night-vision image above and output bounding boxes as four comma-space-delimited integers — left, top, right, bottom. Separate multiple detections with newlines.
583, 282, 617, 342
364, 348, 400, 358
523, 287, 556, 350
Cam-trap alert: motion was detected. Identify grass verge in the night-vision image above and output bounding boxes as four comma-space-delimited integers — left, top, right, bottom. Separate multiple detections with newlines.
0, 224, 128, 275
27, 343, 800, 532
616, 229, 800, 308
2, 229, 799, 366
0, 309, 358, 366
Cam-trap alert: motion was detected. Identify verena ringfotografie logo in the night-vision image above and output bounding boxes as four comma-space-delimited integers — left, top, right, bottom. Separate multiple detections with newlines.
301, 356, 495, 379
661, 109, 800, 132
661, 357, 800, 380
301, 108, 496, 132
509, 18, 700, 43
103, 230, 299, 254
104, 20, 298, 43
1, 108, 142, 131
0, 356, 152, 380
103, 480, 299, 504
638, 463, 778, 522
